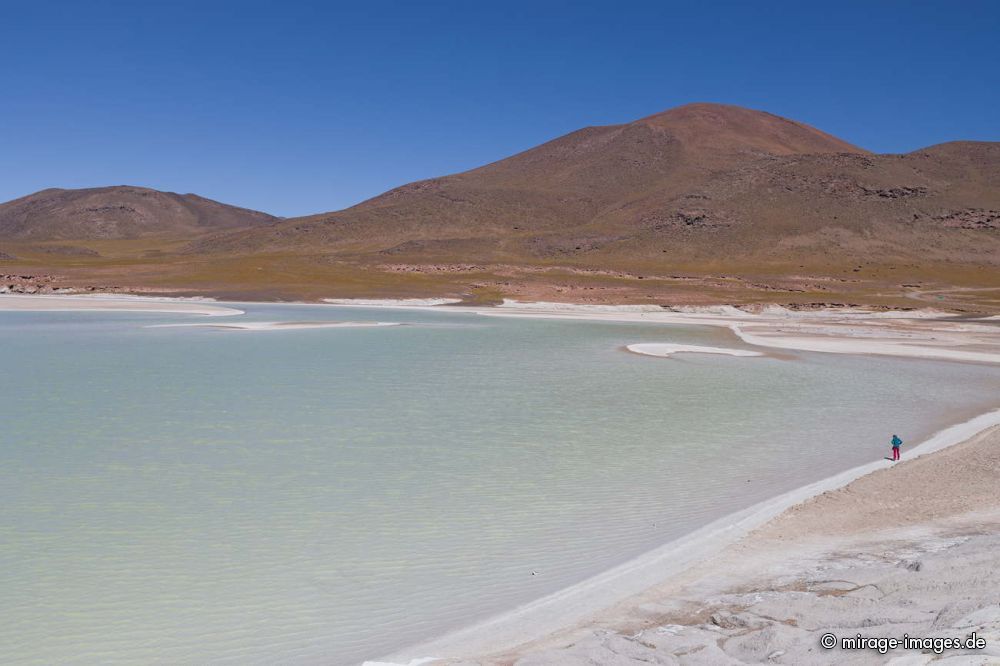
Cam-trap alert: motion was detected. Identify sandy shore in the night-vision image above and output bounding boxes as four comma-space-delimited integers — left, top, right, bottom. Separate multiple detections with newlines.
149, 320, 400, 331
8, 295, 1000, 364
485, 424, 1000, 665
324, 297, 463, 307
377, 412, 1000, 666
317, 298, 1000, 365
0, 293, 243, 316
626, 343, 766, 358
472, 301, 1000, 365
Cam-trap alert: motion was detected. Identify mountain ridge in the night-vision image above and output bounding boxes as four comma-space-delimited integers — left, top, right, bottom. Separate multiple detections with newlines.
186, 103, 996, 265
0, 185, 276, 241
1, 103, 997, 310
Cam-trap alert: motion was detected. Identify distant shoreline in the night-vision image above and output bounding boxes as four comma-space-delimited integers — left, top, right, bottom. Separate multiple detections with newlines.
4, 293, 1000, 364
0, 293, 244, 316
327, 297, 1000, 365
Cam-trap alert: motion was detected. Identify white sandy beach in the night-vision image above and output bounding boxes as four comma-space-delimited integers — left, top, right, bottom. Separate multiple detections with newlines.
476, 300, 1000, 365
489, 423, 1000, 665
324, 297, 464, 307
0, 293, 244, 316
377, 413, 1000, 666
9, 294, 1000, 365
315, 297, 1000, 365
626, 343, 765, 358
149, 320, 400, 331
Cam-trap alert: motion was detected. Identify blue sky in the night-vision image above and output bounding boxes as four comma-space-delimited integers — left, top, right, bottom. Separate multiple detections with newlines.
1, 0, 997, 217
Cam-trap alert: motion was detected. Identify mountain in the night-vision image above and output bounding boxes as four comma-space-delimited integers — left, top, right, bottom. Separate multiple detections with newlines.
3, 104, 998, 309
191, 103, 998, 273
193, 103, 871, 255
0, 186, 276, 240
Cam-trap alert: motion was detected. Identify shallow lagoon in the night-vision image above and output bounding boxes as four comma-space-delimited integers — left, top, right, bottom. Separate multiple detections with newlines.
2, 303, 998, 664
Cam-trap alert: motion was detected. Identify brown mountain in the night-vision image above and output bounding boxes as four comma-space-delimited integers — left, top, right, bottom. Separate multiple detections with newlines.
195, 103, 871, 255
0, 186, 276, 240
3, 104, 998, 310
192, 103, 998, 270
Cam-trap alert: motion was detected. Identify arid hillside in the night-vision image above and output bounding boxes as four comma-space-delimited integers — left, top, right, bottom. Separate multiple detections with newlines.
193, 103, 872, 256
0, 186, 276, 240
2, 104, 998, 311
191, 104, 998, 270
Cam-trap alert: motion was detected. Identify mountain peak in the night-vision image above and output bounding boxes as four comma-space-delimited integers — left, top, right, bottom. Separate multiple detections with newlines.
634, 102, 867, 156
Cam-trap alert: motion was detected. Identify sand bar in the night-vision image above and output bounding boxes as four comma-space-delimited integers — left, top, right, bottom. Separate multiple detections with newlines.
325, 298, 1000, 364
150, 320, 400, 331
451, 301, 1000, 365
0, 294, 243, 316
324, 297, 462, 307
626, 343, 764, 358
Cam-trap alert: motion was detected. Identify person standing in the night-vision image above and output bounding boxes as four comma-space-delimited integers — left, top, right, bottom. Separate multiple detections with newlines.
890, 434, 903, 461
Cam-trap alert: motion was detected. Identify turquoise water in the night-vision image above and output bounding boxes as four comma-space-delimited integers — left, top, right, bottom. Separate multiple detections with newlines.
1, 304, 998, 664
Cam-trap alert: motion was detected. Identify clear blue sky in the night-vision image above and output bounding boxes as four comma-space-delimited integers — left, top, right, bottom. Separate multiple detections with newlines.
1, 0, 997, 217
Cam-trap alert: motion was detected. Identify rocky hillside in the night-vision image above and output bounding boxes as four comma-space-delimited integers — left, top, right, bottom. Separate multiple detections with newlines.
0, 186, 276, 240
2, 104, 997, 309
189, 103, 999, 273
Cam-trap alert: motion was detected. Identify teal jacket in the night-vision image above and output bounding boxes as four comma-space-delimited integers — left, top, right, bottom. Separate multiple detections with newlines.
891, 435, 902, 448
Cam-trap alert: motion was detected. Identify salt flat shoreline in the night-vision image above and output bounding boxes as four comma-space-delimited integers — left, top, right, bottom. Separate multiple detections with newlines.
149, 320, 401, 331
380, 412, 1000, 666
469, 301, 1000, 365
324, 298, 1000, 365
0, 293, 244, 316
495, 423, 1000, 665
4, 292, 999, 366
625, 342, 766, 358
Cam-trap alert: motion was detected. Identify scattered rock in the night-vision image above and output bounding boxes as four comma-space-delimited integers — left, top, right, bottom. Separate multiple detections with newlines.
710, 610, 769, 630
861, 185, 929, 199
933, 209, 1000, 230
0, 273, 96, 294
645, 209, 734, 231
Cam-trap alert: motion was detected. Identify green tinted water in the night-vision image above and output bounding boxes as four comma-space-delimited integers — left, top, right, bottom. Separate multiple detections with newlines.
1, 304, 997, 664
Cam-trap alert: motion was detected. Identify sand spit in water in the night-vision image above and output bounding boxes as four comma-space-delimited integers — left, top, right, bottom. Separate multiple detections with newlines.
322, 298, 1000, 364
149, 320, 400, 331
626, 343, 765, 358
323, 297, 462, 307
0, 293, 243, 316
474, 301, 1000, 365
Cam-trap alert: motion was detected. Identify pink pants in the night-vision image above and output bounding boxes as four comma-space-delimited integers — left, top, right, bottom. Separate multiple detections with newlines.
892, 447, 900, 460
